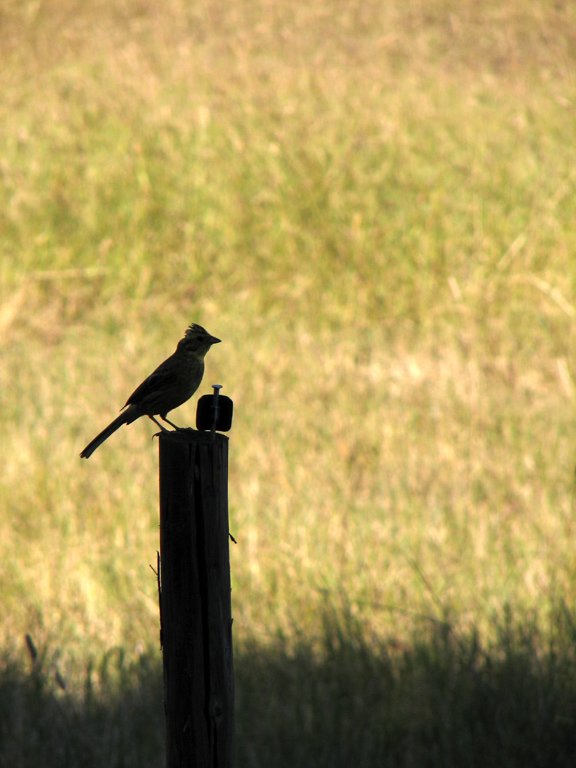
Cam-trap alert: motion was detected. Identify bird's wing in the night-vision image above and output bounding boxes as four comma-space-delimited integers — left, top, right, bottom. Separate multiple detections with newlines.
122, 357, 179, 409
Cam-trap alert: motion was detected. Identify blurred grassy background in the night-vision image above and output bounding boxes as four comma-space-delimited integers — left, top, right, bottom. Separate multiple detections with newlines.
1, 0, 575, 765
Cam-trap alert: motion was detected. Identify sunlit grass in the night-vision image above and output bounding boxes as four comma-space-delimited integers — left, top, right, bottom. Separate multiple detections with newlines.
0, 0, 575, 763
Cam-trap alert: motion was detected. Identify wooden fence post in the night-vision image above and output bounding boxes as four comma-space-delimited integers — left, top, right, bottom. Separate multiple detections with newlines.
158, 429, 234, 768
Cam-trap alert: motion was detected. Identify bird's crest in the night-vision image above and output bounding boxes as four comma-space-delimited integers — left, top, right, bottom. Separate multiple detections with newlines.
185, 323, 208, 337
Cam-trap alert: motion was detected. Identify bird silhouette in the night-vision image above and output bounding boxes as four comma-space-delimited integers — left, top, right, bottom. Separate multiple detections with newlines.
80, 324, 220, 458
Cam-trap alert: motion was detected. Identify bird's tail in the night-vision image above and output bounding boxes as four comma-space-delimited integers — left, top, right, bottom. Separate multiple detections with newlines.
80, 406, 139, 459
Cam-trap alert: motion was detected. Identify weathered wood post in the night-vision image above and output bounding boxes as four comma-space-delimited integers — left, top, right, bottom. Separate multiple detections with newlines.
158, 428, 234, 768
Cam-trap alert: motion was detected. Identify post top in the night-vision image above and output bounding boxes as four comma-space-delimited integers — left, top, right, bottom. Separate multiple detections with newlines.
158, 429, 229, 447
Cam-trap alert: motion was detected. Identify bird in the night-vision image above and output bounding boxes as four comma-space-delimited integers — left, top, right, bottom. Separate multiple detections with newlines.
80, 323, 221, 459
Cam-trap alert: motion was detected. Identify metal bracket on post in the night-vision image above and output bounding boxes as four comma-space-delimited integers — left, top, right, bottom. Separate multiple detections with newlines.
211, 384, 223, 434
196, 385, 234, 433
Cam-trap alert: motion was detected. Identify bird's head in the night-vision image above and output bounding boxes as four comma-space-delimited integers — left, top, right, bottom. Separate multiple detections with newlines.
178, 323, 221, 357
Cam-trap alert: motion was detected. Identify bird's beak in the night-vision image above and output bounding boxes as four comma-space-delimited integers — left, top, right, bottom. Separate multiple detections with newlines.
209, 335, 221, 345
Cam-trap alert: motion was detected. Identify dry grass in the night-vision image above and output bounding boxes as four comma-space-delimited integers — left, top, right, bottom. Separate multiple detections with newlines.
0, 1, 575, 763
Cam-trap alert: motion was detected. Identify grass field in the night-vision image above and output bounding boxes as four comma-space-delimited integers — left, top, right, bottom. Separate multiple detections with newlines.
1, 1, 575, 765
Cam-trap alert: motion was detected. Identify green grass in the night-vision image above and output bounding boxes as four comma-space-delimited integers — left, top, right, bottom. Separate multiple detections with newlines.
1, 0, 575, 764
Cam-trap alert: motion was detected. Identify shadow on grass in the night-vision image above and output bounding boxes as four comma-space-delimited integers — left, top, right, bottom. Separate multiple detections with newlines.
1, 607, 576, 768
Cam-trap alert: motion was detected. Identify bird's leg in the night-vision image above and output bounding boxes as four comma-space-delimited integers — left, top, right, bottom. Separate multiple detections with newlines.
160, 415, 183, 430
149, 415, 169, 431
